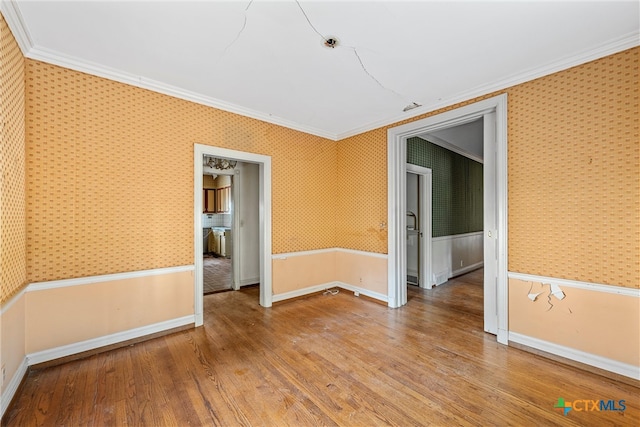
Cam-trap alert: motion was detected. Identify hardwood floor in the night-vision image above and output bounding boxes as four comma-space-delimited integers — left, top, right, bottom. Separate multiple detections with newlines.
4, 270, 638, 426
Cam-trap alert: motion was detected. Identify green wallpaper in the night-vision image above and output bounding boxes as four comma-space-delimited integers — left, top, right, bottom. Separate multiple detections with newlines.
407, 137, 483, 237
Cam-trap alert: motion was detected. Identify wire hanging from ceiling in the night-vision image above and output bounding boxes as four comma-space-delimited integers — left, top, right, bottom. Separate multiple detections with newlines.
294, 0, 420, 111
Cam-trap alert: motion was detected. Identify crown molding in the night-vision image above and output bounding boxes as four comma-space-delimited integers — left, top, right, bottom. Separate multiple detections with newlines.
3, 0, 637, 143
0, 0, 338, 140
25, 45, 339, 140
417, 134, 484, 164
335, 30, 640, 140
0, 0, 34, 53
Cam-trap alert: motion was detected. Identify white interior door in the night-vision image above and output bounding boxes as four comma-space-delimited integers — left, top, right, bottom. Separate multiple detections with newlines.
406, 165, 432, 289
406, 172, 420, 285
483, 112, 498, 335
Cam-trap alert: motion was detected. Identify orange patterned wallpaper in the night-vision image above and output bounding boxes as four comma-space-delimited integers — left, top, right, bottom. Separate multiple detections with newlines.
0, 14, 26, 303
338, 47, 638, 288
24, 60, 336, 282
507, 48, 638, 288
336, 128, 388, 254
7, 9, 639, 290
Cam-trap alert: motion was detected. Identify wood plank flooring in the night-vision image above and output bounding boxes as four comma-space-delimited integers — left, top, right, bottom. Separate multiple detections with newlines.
4, 269, 639, 426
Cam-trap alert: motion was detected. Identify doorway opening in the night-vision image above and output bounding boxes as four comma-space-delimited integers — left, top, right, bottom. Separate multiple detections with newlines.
202, 168, 234, 295
201, 161, 261, 296
405, 165, 432, 289
194, 144, 272, 327
388, 94, 508, 344
407, 118, 484, 290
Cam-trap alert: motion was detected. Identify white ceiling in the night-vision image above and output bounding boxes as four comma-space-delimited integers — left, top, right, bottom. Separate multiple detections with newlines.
3, 1, 639, 140
421, 118, 484, 161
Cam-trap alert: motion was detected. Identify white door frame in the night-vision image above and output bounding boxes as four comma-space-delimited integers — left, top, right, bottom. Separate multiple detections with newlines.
387, 94, 508, 344
194, 144, 272, 327
483, 111, 498, 335
406, 165, 432, 289
231, 167, 241, 291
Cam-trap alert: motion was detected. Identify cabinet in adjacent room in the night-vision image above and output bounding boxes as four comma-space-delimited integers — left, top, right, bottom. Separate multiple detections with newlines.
203, 175, 217, 213
203, 174, 232, 213
203, 189, 216, 213
216, 186, 231, 213
209, 229, 228, 257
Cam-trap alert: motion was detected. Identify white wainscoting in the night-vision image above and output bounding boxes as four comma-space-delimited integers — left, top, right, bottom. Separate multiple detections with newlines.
508, 272, 640, 380
432, 231, 484, 285
271, 281, 388, 304
25, 266, 195, 362
27, 315, 195, 366
0, 289, 27, 420
272, 248, 388, 303
0, 265, 189, 419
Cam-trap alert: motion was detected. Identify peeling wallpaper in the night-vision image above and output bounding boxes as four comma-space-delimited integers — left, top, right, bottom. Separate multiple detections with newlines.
4, 9, 638, 291
338, 47, 638, 288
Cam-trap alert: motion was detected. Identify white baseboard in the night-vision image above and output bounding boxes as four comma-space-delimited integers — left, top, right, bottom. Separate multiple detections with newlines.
1, 357, 28, 419
239, 277, 260, 287
335, 282, 388, 303
509, 332, 640, 380
272, 282, 339, 303
434, 270, 449, 286
451, 261, 484, 278
433, 262, 483, 286
27, 315, 195, 366
272, 281, 388, 304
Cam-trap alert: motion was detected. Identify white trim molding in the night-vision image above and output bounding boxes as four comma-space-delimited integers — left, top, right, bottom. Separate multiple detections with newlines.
0, 357, 28, 419
26, 46, 336, 140
239, 277, 260, 287
272, 282, 340, 303
272, 247, 388, 260
509, 332, 640, 381
0, 286, 25, 316
508, 272, 640, 298
452, 261, 484, 278
335, 30, 640, 140
271, 281, 388, 305
336, 282, 388, 304
0, 0, 33, 54
387, 94, 509, 345
194, 144, 273, 321
3, 0, 636, 142
335, 247, 388, 259
26, 315, 194, 366
26, 265, 195, 293
272, 247, 335, 260
418, 134, 484, 164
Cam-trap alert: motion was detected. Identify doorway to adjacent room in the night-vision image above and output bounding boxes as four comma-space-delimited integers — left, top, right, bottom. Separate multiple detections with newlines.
194, 144, 273, 327
387, 94, 508, 343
